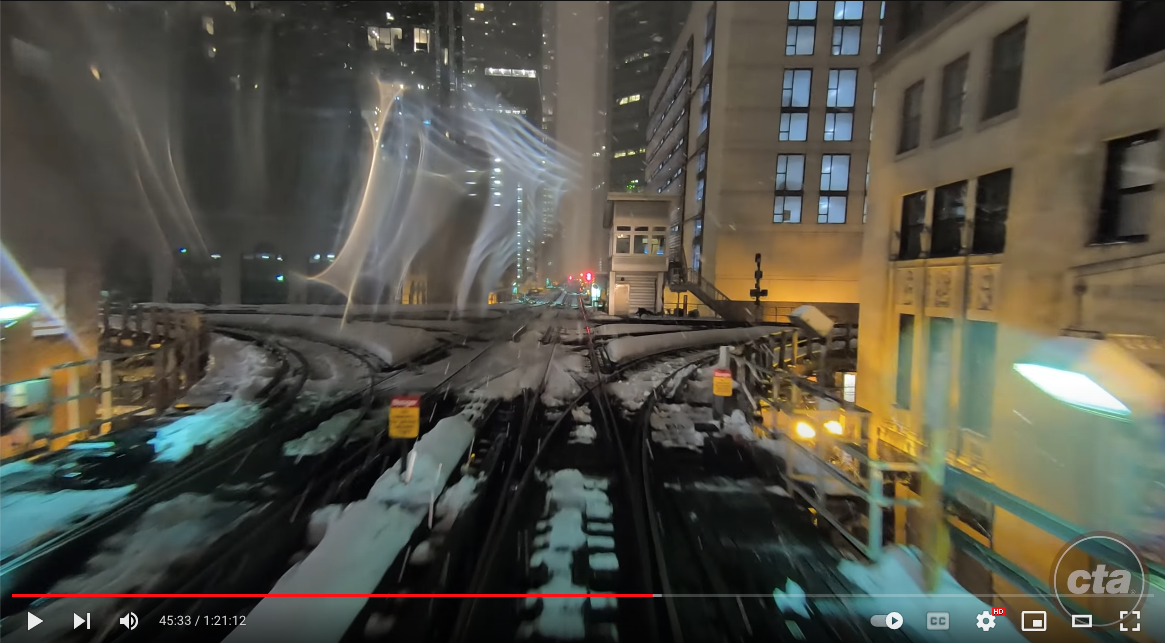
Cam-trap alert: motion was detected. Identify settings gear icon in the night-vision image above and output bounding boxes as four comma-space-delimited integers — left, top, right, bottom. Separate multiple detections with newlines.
976, 611, 997, 631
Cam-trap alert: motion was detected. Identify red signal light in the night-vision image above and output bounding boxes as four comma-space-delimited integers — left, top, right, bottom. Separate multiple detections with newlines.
585, 271, 593, 282
568, 275, 573, 281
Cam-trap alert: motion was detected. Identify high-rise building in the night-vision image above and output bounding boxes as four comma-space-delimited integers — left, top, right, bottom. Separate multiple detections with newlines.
859, 0, 1165, 580
461, 1, 543, 288
646, 0, 879, 322
608, 1, 690, 194
542, 1, 611, 282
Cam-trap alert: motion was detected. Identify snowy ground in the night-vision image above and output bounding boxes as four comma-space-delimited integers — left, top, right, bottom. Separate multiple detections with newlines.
7, 493, 256, 643
148, 397, 265, 463
180, 334, 277, 407
0, 486, 137, 562
205, 314, 445, 366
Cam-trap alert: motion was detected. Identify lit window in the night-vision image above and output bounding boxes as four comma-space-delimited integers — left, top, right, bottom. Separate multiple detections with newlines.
782, 69, 812, 107
474, 2, 485, 10
832, 25, 861, 55
617, 94, 642, 105
789, 1, 818, 20
776, 154, 805, 191
414, 28, 430, 53
786, 25, 815, 55
779, 113, 808, 141
486, 68, 537, 78
774, 196, 803, 223
824, 113, 853, 141
833, 1, 863, 20
827, 69, 858, 107
818, 196, 848, 224
820, 154, 851, 191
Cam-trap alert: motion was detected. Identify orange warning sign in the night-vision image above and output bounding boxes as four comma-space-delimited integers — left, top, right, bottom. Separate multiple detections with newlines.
389, 395, 421, 439
713, 368, 733, 397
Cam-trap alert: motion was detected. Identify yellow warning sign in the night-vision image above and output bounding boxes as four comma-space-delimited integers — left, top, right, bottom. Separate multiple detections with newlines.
389, 396, 421, 439
712, 368, 733, 397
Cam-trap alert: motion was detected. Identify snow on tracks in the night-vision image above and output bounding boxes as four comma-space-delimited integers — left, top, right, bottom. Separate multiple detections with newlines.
205, 313, 442, 366
604, 326, 781, 364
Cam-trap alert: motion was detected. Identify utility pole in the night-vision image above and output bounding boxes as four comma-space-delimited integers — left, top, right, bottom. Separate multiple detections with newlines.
749, 253, 768, 320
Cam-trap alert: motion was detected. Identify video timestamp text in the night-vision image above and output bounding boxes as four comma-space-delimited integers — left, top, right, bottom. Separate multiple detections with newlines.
159, 615, 246, 627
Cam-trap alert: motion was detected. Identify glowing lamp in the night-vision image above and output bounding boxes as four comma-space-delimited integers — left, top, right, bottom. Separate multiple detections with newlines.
1013, 363, 1130, 418
824, 420, 844, 435
0, 304, 38, 323
585, 271, 593, 282
794, 421, 815, 439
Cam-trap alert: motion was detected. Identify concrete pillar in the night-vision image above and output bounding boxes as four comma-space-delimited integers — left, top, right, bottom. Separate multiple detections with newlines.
221, 251, 242, 305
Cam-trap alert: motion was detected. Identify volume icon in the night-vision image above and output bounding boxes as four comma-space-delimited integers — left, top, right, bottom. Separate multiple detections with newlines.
119, 613, 139, 630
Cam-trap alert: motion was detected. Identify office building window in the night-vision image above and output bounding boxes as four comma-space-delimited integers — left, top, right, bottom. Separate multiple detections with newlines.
779, 113, 809, 141
696, 178, 705, 203
983, 20, 1026, 119
699, 111, 709, 134
776, 154, 806, 192
650, 234, 665, 255
775, 154, 805, 224
701, 81, 711, 105
1097, 130, 1158, 243
704, 6, 716, 63
697, 149, 707, 173
936, 55, 969, 137
819, 154, 850, 224
877, 25, 883, 54
818, 196, 848, 224
786, 26, 816, 55
827, 69, 857, 107
833, 1, 863, 20
899, 80, 923, 153
824, 113, 854, 141
973, 168, 1011, 254
832, 25, 861, 55
1110, 1, 1165, 68
896, 314, 915, 410
782, 69, 812, 107
789, 1, 818, 20
931, 180, 967, 257
633, 227, 650, 254
899, 191, 926, 260
925, 317, 955, 431
960, 321, 998, 435
820, 154, 850, 191
775, 196, 803, 224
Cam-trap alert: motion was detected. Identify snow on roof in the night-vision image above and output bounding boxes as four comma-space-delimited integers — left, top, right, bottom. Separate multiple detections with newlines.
605, 326, 780, 363
204, 313, 443, 366
282, 408, 362, 458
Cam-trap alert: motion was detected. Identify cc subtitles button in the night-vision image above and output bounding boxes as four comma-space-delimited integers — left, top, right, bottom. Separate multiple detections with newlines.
871, 612, 904, 630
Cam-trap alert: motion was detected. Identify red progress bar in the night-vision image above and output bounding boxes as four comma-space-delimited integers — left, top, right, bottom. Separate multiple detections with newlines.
14, 593, 657, 598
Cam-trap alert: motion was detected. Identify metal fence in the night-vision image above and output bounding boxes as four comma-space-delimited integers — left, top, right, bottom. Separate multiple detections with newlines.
0, 306, 208, 463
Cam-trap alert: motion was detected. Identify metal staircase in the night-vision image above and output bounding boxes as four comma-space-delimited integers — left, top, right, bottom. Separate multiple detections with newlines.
667, 258, 758, 322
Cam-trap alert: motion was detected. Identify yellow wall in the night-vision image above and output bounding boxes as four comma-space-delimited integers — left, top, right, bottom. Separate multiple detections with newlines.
859, 0, 1165, 622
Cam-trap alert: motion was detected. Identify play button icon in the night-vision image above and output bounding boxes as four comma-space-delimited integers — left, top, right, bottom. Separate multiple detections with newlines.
27, 612, 43, 630
872, 612, 905, 630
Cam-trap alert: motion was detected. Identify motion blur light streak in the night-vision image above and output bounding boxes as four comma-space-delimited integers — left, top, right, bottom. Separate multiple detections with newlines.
311, 78, 576, 314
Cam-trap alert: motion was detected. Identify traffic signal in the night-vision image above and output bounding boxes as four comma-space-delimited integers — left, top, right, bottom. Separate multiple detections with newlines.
568, 275, 573, 281
585, 271, 593, 282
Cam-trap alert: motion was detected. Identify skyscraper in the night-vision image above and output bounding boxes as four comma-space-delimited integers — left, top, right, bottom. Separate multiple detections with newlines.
608, 1, 690, 194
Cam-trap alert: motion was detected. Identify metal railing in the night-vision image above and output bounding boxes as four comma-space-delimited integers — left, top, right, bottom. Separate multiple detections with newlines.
735, 331, 921, 561
0, 306, 208, 463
